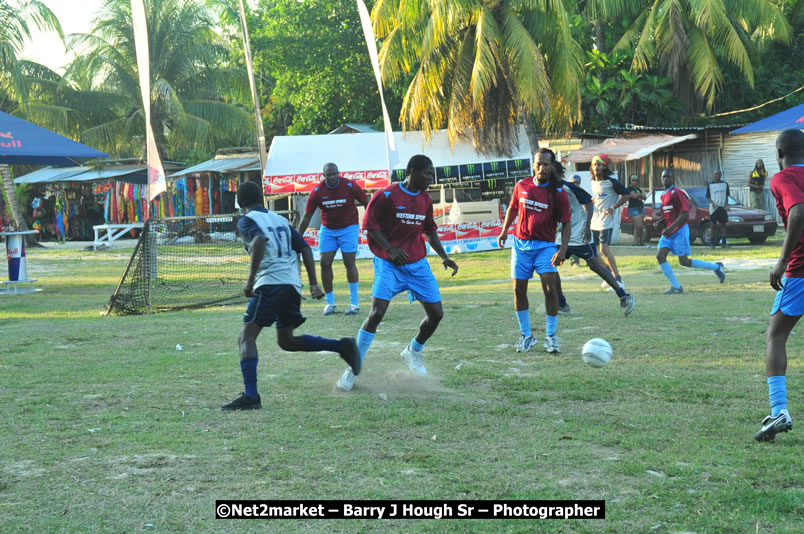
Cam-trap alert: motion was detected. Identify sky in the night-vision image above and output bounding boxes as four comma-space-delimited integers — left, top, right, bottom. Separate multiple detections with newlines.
21, 0, 109, 74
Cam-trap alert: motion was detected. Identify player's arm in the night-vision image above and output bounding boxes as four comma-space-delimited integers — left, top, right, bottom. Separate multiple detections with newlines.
771, 203, 804, 291
662, 210, 688, 236
245, 234, 266, 298
425, 230, 458, 276
608, 179, 631, 213
552, 222, 571, 266
297, 211, 314, 235
367, 229, 408, 266
497, 193, 518, 248
725, 184, 731, 211
290, 227, 323, 299
583, 202, 593, 243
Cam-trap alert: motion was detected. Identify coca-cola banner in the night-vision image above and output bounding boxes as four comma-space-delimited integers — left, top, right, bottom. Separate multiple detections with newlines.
265, 170, 390, 194
305, 219, 510, 260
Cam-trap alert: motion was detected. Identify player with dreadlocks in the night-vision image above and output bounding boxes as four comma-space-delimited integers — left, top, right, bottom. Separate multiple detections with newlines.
590, 154, 630, 291
498, 148, 571, 354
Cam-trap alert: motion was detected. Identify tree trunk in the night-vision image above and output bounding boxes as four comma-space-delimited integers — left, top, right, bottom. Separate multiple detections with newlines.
523, 116, 540, 155
0, 164, 40, 247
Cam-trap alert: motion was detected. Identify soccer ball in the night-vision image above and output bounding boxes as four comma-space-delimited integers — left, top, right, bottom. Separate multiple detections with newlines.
582, 338, 612, 368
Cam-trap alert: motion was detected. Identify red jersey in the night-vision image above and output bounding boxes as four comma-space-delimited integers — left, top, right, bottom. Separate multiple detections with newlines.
770, 165, 804, 277
362, 182, 437, 264
660, 186, 689, 236
305, 178, 368, 229
508, 178, 570, 242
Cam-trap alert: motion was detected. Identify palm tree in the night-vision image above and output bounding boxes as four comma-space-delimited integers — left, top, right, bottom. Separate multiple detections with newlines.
612, 0, 791, 112
65, 0, 254, 160
0, 0, 62, 242
372, 0, 585, 155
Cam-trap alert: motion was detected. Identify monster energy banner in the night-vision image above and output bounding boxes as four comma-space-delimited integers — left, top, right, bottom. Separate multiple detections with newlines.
460, 162, 484, 182
507, 158, 530, 177
392, 168, 406, 182
481, 178, 514, 200
436, 165, 460, 184
483, 160, 507, 179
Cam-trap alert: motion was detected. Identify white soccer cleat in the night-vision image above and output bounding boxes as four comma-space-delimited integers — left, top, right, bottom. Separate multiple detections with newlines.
323, 304, 338, 316
544, 335, 561, 353
516, 334, 537, 352
336, 368, 356, 391
344, 304, 360, 316
401, 345, 427, 376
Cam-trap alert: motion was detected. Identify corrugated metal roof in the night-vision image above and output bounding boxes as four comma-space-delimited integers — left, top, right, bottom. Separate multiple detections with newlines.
168, 157, 257, 177
14, 166, 90, 184
610, 123, 748, 132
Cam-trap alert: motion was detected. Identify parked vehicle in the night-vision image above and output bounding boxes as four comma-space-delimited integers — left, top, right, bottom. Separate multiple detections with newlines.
621, 187, 777, 245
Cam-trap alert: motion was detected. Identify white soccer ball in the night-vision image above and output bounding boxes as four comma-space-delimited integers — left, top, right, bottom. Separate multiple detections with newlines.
582, 338, 612, 368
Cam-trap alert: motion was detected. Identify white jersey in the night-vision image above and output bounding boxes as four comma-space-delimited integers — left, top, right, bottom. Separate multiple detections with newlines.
591, 177, 628, 231
238, 208, 305, 292
706, 181, 730, 211
557, 181, 592, 246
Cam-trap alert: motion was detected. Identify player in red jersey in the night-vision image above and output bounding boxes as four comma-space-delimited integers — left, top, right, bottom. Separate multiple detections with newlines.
498, 148, 571, 354
754, 129, 804, 442
298, 162, 369, 316
336, 155, 459, 391
654, 168, 726, 294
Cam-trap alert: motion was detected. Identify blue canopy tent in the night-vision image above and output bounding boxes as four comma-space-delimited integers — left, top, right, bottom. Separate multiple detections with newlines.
731, 103, 804, 134
0, 111, 108, 165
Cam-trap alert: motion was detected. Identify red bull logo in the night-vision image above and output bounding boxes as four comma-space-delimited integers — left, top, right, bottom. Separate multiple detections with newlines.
0, 131, 21, 148
5, 236, 26, 281
797, 115, 804, 124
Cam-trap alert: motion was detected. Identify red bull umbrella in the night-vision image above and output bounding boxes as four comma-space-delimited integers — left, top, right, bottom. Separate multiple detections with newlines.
0, 111, 108, 166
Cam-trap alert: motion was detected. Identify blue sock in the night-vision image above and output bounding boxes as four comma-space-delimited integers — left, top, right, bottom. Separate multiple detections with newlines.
301, 335, 342, 353
690, 259, 718, 271
516, 309, 531, 337
356, 329, 375, 361
545, 314, 557, 337
660, 262, 681, 288
768, 376, 787, 417
410, 337, 425, 352
558, 294, 567, 307
240, 357, 258, 398
348, 282, 359, 307
325, 292, 335, 306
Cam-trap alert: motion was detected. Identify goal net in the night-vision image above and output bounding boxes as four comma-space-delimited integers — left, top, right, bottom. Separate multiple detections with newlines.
106, 214, 249, 315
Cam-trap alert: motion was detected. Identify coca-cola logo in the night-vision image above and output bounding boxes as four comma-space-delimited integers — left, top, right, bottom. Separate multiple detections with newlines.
271, 175, 294, 184
456, 222, 478, 230
296, 174, 320, 183
437, 225, 453, 232
481, 220, 501, 228
365, 170, 388, 180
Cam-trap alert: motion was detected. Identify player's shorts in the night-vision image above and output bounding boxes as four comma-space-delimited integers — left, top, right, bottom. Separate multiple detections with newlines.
592, 228, 614, 246
243, 284, 305, 328
567, 243, 597, 261
371, 256, 441, 303
710, 207, 728, 224
657, 224, 691, 257
628, 207, 645, 218
511, 239, 557, 278
771, 276, 804, 317
319, 224, 359, 253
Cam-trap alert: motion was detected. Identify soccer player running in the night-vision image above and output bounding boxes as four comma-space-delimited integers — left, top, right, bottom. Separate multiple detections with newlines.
654, 168, 726, 294
555, 173, 636, 316
336, 155, 458, 391
223, 182, 361, 410
706, 169, 730, 248
498, 148, 571, 354
754, 128, 804, 442
298, 162, 369, 316
590, 154, 630, 290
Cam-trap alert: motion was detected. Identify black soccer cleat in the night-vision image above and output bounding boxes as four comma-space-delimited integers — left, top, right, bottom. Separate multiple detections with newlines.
753, 410, 792, 442
339, 337, 361, 376
221, 393, 262, 411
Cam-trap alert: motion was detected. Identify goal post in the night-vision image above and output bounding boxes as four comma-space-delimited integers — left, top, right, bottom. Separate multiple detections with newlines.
106, 214, 250, 315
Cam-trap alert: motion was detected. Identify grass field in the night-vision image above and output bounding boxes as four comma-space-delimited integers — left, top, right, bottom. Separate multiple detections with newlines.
1, 237, 801, 533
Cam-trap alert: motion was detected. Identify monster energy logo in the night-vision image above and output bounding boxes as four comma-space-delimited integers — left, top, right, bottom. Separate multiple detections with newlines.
514, 159, 524, 169
490, 161, 500, 172
394, 169, 405, 180
488, 179, 497, 188
466, 163, 477, 175
442, 166, 453, 177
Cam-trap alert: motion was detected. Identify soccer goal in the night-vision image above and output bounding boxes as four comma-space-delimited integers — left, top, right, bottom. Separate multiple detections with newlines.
106, 214, 249, 315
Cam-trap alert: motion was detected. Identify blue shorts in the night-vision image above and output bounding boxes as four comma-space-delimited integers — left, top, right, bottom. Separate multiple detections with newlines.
628, 207, 645, 218
593, 228, 614, 246
244, 284, 305, 328
657, 224, 691, 257
771, 276, 804, 317
511, 239, 557, 279
319, 224, 359, 253
371, 256, 441, 303
567, 243, 597, 261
